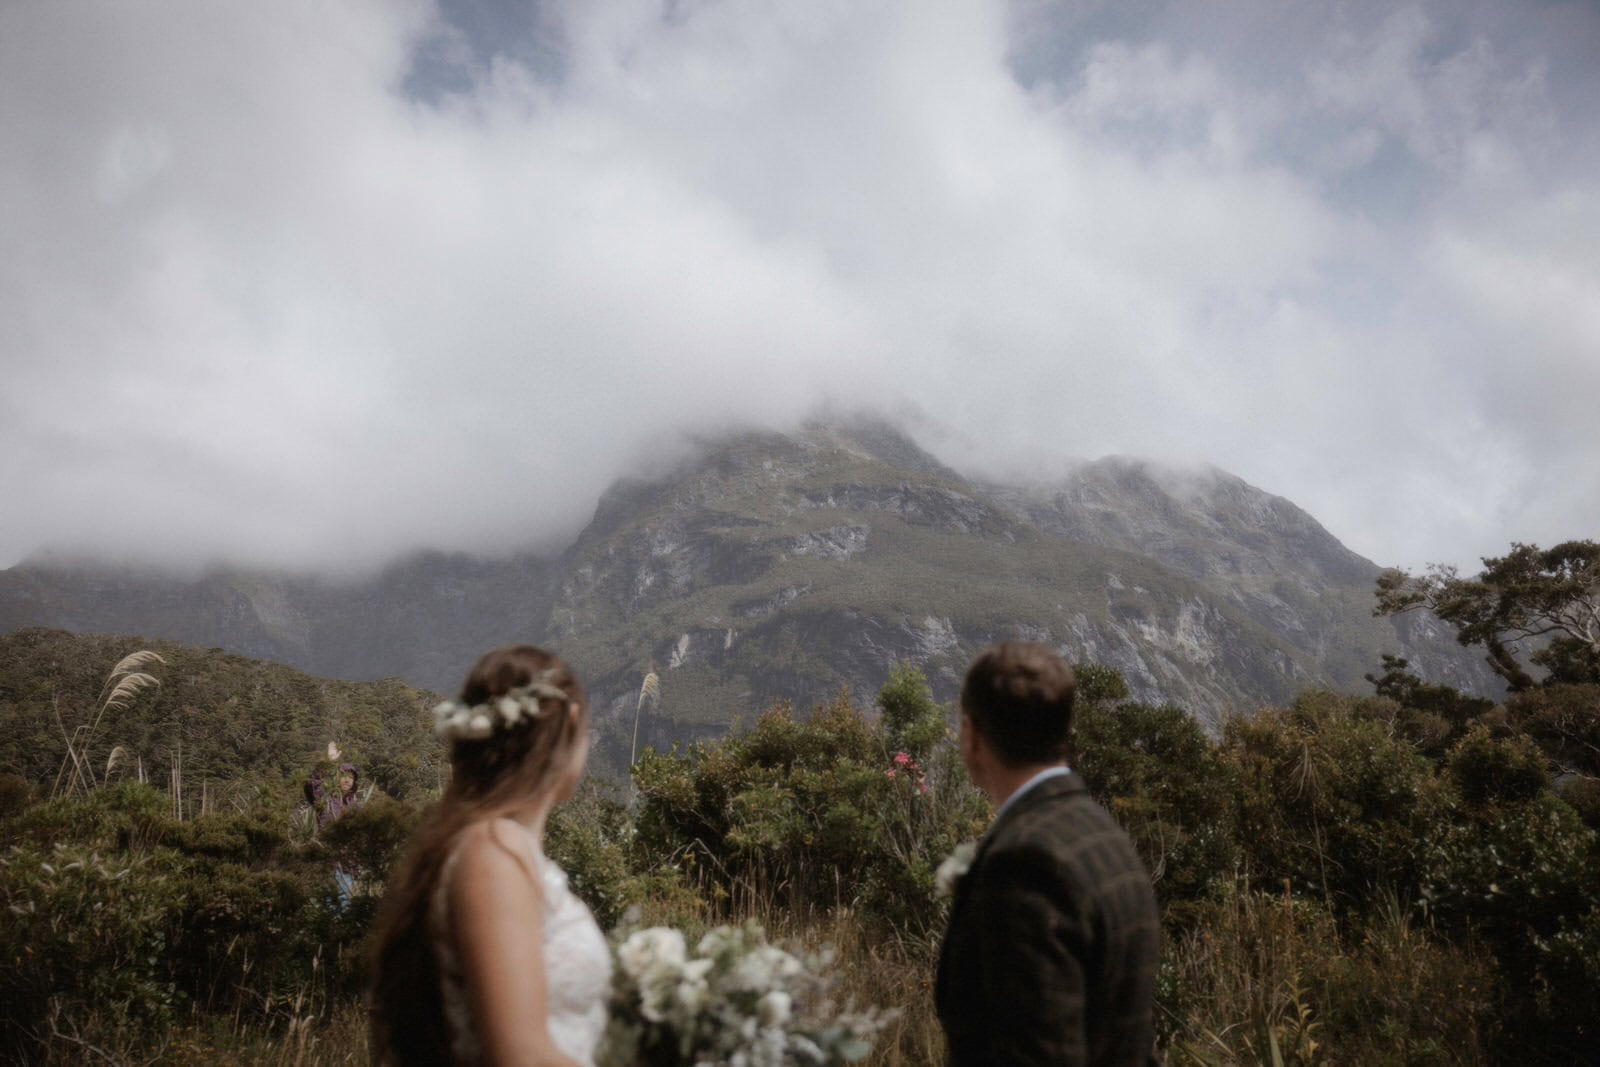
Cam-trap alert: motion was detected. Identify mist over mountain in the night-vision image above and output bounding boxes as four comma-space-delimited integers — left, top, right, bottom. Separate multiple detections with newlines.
0, 419, 1498, 760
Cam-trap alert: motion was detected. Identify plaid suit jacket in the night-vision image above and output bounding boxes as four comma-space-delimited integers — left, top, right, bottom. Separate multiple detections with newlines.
935, 773, 1161, 1066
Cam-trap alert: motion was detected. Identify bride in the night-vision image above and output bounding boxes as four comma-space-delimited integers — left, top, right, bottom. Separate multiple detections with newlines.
369, 645, 611, 1066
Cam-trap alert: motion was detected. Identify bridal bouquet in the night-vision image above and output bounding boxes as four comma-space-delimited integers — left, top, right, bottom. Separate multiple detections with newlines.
598, 920, 894, 1067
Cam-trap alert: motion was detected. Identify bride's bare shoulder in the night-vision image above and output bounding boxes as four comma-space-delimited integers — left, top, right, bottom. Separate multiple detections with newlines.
446, 818, 544, 903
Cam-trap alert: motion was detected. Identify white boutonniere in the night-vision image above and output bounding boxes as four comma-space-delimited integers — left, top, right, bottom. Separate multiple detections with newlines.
935, 841, 978, 898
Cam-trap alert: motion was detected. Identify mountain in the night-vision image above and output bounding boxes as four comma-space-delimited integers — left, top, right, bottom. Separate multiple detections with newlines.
0, 419, 1498, 765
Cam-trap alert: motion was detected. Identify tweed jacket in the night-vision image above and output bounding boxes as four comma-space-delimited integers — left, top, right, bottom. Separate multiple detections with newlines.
936, 773, 1161, 1066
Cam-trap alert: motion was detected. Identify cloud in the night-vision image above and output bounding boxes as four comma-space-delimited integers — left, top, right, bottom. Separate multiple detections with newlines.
1, 0, 1595, 576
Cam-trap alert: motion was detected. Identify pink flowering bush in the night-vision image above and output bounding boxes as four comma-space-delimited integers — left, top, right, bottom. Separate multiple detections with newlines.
632, 678, 987, 946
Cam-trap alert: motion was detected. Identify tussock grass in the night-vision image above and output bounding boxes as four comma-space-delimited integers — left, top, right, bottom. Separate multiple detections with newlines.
1161, 883, 1496, 1066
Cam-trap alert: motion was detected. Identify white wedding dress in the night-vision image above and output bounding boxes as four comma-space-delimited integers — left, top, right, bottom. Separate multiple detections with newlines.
431, 823, 613, 1065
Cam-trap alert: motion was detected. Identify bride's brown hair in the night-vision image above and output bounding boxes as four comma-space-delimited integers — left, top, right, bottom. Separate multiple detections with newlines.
367, 645, 588, 1066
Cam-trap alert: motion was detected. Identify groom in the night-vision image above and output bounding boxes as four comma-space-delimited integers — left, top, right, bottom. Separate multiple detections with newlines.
936, 642, 1160, 1065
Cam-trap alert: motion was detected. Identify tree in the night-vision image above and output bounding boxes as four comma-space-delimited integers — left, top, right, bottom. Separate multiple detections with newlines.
875, 662, 946, 758
1374, 540, 1600, 692
1362, 654, 1495, 758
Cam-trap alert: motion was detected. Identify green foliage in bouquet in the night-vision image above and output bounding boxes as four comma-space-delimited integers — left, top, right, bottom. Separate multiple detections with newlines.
598, 920, 894, 1067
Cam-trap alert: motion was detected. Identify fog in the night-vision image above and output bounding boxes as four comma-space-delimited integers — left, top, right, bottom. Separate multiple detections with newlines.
3, 0, 1596, 576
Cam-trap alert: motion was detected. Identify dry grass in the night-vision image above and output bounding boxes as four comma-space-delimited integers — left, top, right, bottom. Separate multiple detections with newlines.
1161, 883, 1496, 1066
21, 882, 1494, 1065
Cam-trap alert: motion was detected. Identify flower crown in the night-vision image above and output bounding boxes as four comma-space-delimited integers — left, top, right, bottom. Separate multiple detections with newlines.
432, 675, 570, 743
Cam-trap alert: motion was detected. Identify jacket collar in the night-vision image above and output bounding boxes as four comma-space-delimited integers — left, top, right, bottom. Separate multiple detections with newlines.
975, 771, 1086, 864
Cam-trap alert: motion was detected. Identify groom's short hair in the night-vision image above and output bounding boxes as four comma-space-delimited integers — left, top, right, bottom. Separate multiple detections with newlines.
960, 642, 1076, 767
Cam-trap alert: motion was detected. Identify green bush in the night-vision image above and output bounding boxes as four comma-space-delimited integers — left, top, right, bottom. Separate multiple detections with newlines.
1073, 661, 1131, 707
1363, 654, 1495, 760
1503, 683, 1600, 779
1, 780, 176, 852
546, 781, 647, 930
320, 794, 426, 887
1556, 775, 1600, 829
0, 783, 374, 1061
1223, 694, 1452, 908
0, 774, 35, 822
0, 843, 181, 1054
1161, 884, 1499, 1065
1420, 790, 1599, 1048
632, 685, 987, 946
1444, 727, 1549, 807
1074, 700, 1236, 910
875, 661, 947, 759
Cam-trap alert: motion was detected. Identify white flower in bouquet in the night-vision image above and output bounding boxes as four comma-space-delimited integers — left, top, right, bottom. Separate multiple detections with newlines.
732, 944, 802, 991
599, 920, 894, 1067
675, 958, 714, 1015
756, 991, 791, 1027
696, 926, 742, 958
619, 926, 689, 980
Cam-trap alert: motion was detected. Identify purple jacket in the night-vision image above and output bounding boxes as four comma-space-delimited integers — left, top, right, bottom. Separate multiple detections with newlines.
304, 763, 361, 830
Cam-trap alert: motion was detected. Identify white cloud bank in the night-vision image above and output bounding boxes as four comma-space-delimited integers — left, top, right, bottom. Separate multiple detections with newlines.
2, 0, 1596, 575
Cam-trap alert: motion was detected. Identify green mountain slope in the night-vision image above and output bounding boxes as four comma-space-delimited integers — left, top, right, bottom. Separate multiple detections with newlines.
0, 628, 440, 800
0, 419, 1499, 770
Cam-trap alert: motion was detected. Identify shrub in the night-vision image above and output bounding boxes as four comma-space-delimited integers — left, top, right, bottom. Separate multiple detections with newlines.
320, 794, 426, 888
0, 774, 35, 822
1, 780, 175, 852
632, 685, 987, 947
546, 781, 650, 930
0, 783, 370, 1062
1074, 700, 1235, 910
1362, 654, 1495, 759
875, 661, 947, 759
1420, 790, 1600, 1050
1503, 683, 1600, 779
0, 843, 181, 1055
1162, 884, 1497, 1065
1222, 695, 1450, 909
1444, 727, 1549, 807
1074, 662, 1131, 706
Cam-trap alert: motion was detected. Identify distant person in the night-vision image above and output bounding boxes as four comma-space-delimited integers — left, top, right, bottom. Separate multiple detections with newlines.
937, 642, 1161, 1065
368, 645, 609, 1067
305, 743, 363, 906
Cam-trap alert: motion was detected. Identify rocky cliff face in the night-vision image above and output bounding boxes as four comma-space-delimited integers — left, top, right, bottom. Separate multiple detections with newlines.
0, 419, 1499, 760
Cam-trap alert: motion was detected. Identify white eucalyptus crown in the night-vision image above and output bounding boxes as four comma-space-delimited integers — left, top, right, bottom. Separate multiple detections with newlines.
432, 674, 570, 743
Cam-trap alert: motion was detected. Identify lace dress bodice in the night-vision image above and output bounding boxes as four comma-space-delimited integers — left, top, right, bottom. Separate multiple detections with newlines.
431, 823, 613, 1065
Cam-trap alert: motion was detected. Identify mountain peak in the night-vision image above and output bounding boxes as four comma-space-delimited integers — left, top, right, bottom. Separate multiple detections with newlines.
0, 421, 1498, 748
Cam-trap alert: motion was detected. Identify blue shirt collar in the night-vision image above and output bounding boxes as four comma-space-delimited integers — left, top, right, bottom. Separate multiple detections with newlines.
993, 765, 1071, 823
